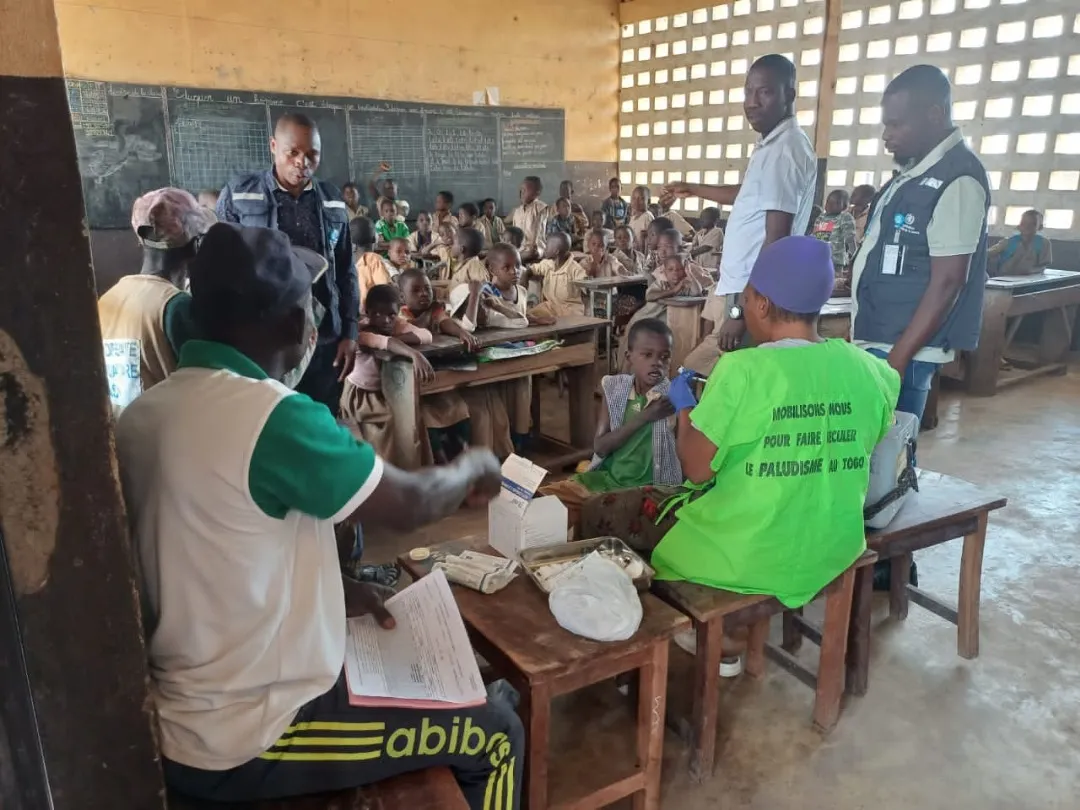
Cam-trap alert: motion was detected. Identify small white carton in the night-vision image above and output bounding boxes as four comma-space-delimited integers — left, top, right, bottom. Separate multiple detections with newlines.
488, 454, 568, 560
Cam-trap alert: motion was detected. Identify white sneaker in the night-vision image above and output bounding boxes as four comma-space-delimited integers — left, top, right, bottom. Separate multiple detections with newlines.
673, 629, 743, 678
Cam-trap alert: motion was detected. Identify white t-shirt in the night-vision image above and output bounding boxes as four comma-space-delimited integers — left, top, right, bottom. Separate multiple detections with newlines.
116, 340, 383, 771
715, 115, 817, 296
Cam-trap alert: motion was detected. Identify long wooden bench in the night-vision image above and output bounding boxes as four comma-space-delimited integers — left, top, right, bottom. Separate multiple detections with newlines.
652, 551, 875, 783
167, 767, 469, 810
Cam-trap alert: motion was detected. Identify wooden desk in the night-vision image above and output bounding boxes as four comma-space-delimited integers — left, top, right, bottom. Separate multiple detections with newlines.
400, 539, 689, 810
578, 275, 650, 373
955, 269, 1080, 395
664, 296, 707, 372
380, 317, 606, 469
846, 471, 1008, 694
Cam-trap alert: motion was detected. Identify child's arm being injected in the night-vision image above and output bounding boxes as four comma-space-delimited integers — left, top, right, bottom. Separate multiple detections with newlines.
593, 390, 674, 458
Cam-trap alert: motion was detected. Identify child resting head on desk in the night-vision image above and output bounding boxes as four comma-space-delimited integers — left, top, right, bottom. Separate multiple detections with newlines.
540, 318, 682, 526
341, 283, 436, 464
525, 231, 589, 319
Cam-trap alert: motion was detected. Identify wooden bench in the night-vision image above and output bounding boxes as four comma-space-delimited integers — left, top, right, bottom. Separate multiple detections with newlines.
653, 550, 875, 783
664, 295, 708, 373
846, 471, 1008, 696
167, 767, 468, 810
400, 538, 689, 810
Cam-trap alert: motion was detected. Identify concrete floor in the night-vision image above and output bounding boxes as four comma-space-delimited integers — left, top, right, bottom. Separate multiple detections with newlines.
368, 368, 1080, 809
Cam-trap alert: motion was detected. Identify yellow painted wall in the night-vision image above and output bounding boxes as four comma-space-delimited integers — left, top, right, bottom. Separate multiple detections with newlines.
53, 0, 620, 162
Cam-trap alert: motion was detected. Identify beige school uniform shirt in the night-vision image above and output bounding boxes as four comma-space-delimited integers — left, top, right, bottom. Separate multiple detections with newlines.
579, 252, 622, 278
628, 211, 655, 249
665, 209, 695, 238
532, 255, 588, 317
691, 226, 724, 269
449, 255, 489, 285
432, 210, 459, 236
98, 274, 186, 392
614, 248, 646, 276
511, 198, 548, 255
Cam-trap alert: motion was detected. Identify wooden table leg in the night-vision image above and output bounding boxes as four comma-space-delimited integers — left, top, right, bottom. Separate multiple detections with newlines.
813, 567, 855, 733
745, 617, 769, 678
689, 618, 723, 784
889, 552, 912, 620
565, 359, 597, 450
845, 564, 874, 697
633, 640, 670, 810
957, 511, 989, 660
520, 681, 551, 810
1037, 305, 1077, 366
782, 608, 803, 653
379, 357, 425, 469
967, 289, 1010, 396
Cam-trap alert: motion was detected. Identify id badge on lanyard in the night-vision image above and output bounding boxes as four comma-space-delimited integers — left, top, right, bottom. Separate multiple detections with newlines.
882, 230, 905, 276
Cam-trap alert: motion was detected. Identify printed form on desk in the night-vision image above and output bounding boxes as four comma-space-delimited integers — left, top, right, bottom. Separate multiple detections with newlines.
344, 569, 486, 709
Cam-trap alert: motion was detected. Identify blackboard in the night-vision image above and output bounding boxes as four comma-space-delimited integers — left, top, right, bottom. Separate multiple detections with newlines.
65, 80, 565, 229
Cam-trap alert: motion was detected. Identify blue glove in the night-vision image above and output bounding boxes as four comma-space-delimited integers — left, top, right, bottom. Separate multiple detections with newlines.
667, 369, 698, 412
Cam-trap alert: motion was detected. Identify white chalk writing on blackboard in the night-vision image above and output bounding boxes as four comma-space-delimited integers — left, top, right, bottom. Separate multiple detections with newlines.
427, 127, 497, 175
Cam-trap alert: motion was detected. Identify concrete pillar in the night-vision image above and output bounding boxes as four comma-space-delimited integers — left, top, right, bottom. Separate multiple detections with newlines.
0, 0, 163, 807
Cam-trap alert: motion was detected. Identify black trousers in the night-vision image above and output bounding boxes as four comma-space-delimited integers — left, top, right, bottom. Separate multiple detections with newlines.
296, 340, 345, 415
164, 674, 523, 810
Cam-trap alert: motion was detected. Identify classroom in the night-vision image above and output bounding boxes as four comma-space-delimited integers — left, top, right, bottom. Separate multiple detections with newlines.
3, 0, 1080, 808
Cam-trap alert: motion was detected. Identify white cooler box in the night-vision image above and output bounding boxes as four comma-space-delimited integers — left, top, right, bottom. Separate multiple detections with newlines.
864, 410, 920, 529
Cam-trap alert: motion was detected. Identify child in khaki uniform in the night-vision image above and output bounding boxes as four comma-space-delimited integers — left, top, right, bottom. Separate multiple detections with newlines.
577, 229, 623, 279
689, 207, 724, 271
351, 217, 394, 312
340, 284, 435, 465
526, 232, 589, 318
396, 270, 477, 463
613, 225, 647, 275
449, 227, 489, 286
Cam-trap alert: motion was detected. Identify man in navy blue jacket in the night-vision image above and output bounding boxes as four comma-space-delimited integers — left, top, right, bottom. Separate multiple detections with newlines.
217, 113, 358, 412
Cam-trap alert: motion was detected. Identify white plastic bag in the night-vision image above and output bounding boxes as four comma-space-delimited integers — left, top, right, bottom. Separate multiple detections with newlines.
548, 552, 643, 642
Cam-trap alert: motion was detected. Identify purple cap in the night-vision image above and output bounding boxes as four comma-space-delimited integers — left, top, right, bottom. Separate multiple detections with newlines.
747, 236, 835, 314
131, 187, 216, 249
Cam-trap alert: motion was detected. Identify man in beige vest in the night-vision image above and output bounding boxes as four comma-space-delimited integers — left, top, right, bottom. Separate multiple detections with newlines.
98, 188, 215, 410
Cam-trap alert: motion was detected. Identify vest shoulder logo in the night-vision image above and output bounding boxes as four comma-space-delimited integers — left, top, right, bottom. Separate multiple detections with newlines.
919, 177, 944, 189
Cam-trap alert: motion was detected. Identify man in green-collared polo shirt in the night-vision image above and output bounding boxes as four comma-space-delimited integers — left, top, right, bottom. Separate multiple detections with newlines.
114, 223, 522, 809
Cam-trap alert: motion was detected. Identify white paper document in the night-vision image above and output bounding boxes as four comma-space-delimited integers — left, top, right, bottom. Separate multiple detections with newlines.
343, 569, 486, 708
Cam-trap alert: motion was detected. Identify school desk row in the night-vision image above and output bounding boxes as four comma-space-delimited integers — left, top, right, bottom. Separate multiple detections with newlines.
399, 471, 1007, 809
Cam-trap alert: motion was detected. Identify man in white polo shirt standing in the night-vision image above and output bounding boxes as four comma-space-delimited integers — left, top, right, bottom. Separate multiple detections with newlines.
664, 54, 817, 375
115, 223, 522, 809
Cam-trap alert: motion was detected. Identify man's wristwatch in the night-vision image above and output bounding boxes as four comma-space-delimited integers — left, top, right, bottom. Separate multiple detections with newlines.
726, 292, 744, 321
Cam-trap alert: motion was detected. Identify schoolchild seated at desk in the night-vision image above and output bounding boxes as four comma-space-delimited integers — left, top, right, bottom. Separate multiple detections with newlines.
526, 232, 589, 319
351, 217, 395, 309
628, 185, 656, 251
432, 190, 458, 237
457, 201, 481, 235
397, 271, 478, 463
689, 206, 724, 271
503, 226, 526, 253
406, 210, 434, 256
427, 222, 457, 280
546, 197, 583, 251
988, 208, 1052, 277
341, 284, 437, 465
448, 227, 490, 286
642, 217, 675, 273
483, 243, 555, 327
385, 237, 416, 275
541, 318, 683, 522
477, 198, 506, 249
613, 224, 647, 276
374, 197, 409, 250
577, 229, 622, 279
628, 252, 710, 330
596, 237, 900, 611
589, 211, 615, 247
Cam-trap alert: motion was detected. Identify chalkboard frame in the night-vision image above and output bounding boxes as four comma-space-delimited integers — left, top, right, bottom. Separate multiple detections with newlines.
67, 79, 566, 228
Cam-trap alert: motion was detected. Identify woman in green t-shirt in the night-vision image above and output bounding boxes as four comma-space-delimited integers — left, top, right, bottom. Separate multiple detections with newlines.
583, 236, 900, 609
